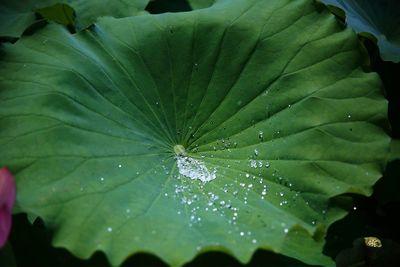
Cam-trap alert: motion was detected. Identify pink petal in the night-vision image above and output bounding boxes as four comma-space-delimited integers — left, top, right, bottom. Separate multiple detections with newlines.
0, 167, 16, 247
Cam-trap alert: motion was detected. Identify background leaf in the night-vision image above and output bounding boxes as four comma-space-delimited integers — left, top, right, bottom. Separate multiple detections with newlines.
0, 0, 390, 266
319, 0, 400, 63
0, 0, 149, 38
187, 0, 215, 10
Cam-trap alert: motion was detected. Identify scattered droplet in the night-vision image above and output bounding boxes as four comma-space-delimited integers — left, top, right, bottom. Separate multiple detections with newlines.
254, 149, 259, 157
107, 227, 113, 232
250, 159, 257, 168
258, 131, 264, 142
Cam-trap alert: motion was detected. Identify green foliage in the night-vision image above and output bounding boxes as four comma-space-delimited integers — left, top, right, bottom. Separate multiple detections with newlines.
319, 0, 400, 63
0, 0, 392, 266
187, 0, 215, 10
0, 0, 149, 38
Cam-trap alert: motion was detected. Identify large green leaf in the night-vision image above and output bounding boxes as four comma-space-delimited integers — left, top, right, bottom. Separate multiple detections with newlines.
0, 0, 390, 266
187, 0, 215, 10
0, 0, 149, 38
319, 0, 400, 63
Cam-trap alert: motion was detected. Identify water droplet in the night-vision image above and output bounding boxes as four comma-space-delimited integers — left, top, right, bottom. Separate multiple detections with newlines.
252, 239, 257, 244
118, 164, 122, 168
176, 155, 216, 182
258, 131, 264, 142
240, 232, 244, 236
347, 114, 351, 118
254, 149, 259, 157
107, 227, 113, 232
284, 228, 288, 233
250, 160, 257, 168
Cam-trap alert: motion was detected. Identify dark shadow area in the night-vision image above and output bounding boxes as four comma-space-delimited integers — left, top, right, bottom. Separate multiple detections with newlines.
324, 160, 400, 266
184, 250, 312, 267
8, 214, 315, 267
361, 37, 400, 139
146, 0, 192, 14
9, 214, 109, 267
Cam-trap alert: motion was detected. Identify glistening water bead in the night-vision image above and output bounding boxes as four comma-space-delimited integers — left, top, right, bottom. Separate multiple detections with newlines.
174, 145, 216, 183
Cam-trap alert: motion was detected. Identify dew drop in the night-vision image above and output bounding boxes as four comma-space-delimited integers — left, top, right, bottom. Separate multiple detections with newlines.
176, 154, 216, 182
107, 227, 113, 232
258, 131, 264, 142
254, 149, 259, 157
250, 159, 257, 168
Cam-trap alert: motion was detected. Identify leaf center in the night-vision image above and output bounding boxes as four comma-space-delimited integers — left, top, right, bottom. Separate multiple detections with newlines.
173, 144, 187, 156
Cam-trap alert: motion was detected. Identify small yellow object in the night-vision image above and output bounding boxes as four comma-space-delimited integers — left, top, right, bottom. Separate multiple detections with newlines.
364, 237, 382, 248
